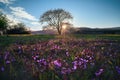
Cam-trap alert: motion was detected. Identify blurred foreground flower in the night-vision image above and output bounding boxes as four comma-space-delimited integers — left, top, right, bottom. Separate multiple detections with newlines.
1, 66, 5, 72
61, 67, 71, 74
95, 68, 104, 76
53, 59, 62, 67
116, 66, 120, 74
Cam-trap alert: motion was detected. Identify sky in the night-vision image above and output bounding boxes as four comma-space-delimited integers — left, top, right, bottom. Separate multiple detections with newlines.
0, 0, 120, 31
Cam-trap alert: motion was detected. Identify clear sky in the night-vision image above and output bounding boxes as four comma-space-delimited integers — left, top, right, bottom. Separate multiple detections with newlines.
0, 0, 120, 31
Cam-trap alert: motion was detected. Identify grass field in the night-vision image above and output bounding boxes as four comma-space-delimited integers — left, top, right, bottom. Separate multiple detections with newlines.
1, 34, 120, 48
0, 34, 120, 80
0, 34, 55, 50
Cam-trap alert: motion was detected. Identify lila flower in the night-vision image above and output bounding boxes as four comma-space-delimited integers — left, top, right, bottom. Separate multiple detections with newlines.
18, 46, 21, 49
1, 66, 5, 72
95, 72, 101, 76
66, 51, 69, 56
53, 60, 62, 67
33, 48, 36, 51
38, 58, 47, 66
99, 69, 104, 72
36, 55, 39, 58
57, 46, 60, 49
33, 56, 36, 60
72, 61, 78, 65
72, 65, 77, 70
11, 57, 16, 62
61, 67, 67, 74
6, 60, 11, 64
4, 51, 9, 60
37, 60, 40, 63
61, 67, 71, 74
41, 60, 47, 65
116, 66, 120, 74
95, 68, 104, 76
83, 63, 87, 69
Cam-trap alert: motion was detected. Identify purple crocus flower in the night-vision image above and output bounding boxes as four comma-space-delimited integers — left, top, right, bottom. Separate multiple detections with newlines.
73, 65, 77, 70
4, 51, 9, 60
33, 56, 36, 60
53, 60, 62, 67
83, 63, 87, 69
66, 51, 69, 56
1, 66, 5, 71
61, 67, 71, 74
116, 66, 120, 74
95, 72, 101, 76
6, 60, 11, 64
37, 60, 40, 63
95, 68, 104, 76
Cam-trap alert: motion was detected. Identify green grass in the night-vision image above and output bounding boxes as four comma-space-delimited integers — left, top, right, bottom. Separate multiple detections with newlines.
0, 34, 55, 50
73, 34, 120, 40
0, 34, 120, 49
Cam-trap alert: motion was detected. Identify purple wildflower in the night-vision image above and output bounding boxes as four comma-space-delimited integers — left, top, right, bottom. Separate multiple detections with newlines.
4, 51, 9, 60
37, 60, 40, 63
61, 67, 71, 74
6, 60, 11, 64
83, 63, 87, 69
73, 65, 77, 70
95, 72, 101, 76
1, 66, 5, 71
53, 59, 62, 67
33, 56, 36, 60
38, 58, 47, 66
116, 66, 120, 74
95, 68, 104, 76
66, 51, 69, 56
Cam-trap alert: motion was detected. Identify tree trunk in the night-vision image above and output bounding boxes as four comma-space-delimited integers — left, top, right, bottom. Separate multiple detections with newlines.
58, 29, 61, 35
57, 26, 62, 35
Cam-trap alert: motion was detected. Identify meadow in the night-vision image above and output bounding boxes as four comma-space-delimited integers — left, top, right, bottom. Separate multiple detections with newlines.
0, 34, 120, 80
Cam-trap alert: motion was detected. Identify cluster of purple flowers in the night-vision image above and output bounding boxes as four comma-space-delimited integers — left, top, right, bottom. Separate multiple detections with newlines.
72, 57, 88, 70
4, 51, 15, 64
0, 39, 120, 80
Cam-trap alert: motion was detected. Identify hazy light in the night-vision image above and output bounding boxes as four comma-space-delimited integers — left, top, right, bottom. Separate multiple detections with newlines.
62, 24, 67, 30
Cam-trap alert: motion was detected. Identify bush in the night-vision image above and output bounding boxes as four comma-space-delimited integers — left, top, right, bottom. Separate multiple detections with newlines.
7, 23, 31, 34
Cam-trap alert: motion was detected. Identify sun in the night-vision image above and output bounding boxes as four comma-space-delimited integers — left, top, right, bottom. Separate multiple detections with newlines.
62, 24, 67, 30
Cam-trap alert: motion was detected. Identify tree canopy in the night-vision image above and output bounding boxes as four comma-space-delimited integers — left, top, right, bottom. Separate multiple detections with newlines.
40, 9, 73, 35
0, 11, 9, 31
7, 23, 30, 34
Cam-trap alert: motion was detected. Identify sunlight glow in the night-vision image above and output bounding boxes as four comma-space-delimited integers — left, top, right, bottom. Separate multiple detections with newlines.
62, 24, 67, 30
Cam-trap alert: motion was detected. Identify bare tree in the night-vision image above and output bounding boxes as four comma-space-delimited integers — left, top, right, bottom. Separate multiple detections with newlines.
40, 9, 73, 35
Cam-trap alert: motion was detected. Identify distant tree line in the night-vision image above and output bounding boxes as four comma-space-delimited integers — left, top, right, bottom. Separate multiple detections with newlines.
74, 28, 120, 34
7, 23, 31, 34
0, 11, 30, 35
